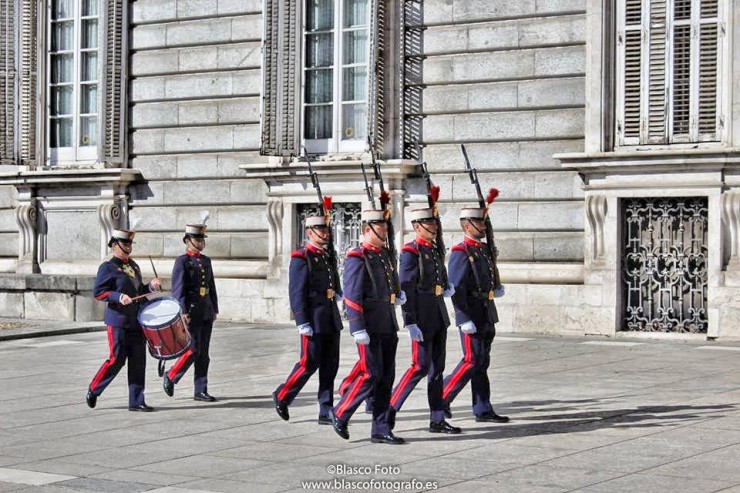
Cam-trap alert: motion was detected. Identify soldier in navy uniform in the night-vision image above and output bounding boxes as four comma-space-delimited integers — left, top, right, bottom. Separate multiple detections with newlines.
163, 219, 219, 402
387, 208, 461, 434
87, 228, 161, 411
329, 209, 406, 444
272, 213, 343, 424
442, 207, 509, 423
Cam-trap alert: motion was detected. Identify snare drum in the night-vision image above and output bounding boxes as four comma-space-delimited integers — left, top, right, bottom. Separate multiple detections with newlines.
137, 297, 191, 360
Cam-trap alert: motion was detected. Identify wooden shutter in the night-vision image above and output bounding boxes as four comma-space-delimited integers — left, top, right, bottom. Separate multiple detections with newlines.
19, 0, 37, 164
101, 0, 128, 163
367, 0, 386, 152
0, 0, 16, 164
697, 0, 719, 140
647, 0, 667, 142
261, 0, 299, 157
619, 0, 642, 143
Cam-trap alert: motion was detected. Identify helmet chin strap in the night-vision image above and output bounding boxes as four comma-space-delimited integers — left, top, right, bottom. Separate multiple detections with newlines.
368, 223, 387, 245
417, 221, 437, 239
308, 226, 329, 245
467, 220, 485, 238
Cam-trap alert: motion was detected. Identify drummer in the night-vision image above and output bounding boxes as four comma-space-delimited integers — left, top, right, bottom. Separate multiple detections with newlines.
163, 215, 219, 402
87, 228, 161, 412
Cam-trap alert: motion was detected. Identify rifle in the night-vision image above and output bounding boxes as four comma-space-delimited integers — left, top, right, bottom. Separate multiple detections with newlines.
460, 144, 502, 288
367, 134, 400, 292
414, 143, 449, 289
303, 147, 341, 293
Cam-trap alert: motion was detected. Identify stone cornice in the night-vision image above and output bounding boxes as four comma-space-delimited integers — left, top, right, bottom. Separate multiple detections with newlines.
556, 148, 740, 173
0, 168, 144, 187
240, 158, 420, 182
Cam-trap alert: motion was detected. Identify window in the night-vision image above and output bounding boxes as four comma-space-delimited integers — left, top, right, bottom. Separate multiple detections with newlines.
48, 0, 100, 163
303, 0, 369, 154
616, 0, 723, 146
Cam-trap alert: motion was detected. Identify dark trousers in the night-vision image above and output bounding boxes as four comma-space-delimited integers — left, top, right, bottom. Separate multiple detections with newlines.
274, 332, 341, 417
168, 319, 213, 394
333, 332, 398, 436
442, 329, 495, 416
390, 327, 447, 422
88, 325, 146, 408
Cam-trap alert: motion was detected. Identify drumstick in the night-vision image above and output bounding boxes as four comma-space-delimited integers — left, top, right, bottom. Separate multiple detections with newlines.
130, 291, 168, 302
149, 256, 159, 278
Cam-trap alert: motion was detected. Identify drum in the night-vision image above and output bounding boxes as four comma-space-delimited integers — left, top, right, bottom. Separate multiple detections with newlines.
137, 297, 191, 360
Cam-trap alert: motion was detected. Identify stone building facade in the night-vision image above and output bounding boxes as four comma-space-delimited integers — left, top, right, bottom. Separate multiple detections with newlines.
0, 0, 738, 339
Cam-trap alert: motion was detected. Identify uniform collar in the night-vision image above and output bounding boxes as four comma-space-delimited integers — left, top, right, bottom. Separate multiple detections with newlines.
186, 249, 202, 258
463, 235, 482, 248
362, 241, 382, 253
112, 253, 129, 264
415, 236, 433, 248
306, 241, 325, 254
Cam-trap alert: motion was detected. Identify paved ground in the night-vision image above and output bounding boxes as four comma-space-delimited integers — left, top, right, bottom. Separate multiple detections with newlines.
2, 319, 740, 492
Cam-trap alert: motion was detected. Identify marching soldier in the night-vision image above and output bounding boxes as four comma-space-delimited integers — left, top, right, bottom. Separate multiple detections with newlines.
329, 209, 406, 444
387, 208, 461, 434
163, 217, 219, 402
442, 207, 509, 423
272, 212, 343, 424
87, 228, 161, 412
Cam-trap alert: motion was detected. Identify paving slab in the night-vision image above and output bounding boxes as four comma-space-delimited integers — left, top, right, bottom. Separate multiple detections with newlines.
1, 322, 740, 492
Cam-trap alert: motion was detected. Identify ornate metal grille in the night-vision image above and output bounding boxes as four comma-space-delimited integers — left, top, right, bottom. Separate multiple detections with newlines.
622, 197, 708, 333
295, 202, 362, 277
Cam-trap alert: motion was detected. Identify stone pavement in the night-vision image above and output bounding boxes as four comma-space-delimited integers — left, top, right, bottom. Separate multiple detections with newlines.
1, 319, 740, 492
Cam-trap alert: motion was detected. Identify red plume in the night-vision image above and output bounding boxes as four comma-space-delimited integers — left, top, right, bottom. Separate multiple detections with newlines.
379, 191, 391, 207
486, 188, 499, 206
430, 185, 440, 205
323, 196, 332, 213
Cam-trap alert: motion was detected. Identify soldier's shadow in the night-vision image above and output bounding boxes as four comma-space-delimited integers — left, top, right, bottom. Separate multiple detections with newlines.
153, 395, 277, 411
392, 399, 738, 443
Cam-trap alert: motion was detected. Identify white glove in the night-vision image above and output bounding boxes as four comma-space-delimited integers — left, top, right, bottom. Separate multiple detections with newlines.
405, 324, 424, 342
460, 321, 477, 334
443, 283, 455, 297
395, 290, 407, 306
352, 330, 370, 345
298, 324, 313, 337
494, 285, 505, 298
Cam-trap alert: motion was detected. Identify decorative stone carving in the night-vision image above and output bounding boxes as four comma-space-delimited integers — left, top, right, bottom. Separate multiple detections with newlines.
15, 201, 38, 272
97, 202, 122, 256
586, 194, 607, 262
721, 191, 740, 269
267, 198, 284, 262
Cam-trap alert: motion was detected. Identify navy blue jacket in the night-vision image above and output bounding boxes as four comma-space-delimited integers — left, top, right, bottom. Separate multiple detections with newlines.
94, 256, 154, 329
289, 243, 342, 333
448, 237, 499, 330
172, 251, 218, 322
343, 242, 399, 335
400, 238, 450, 334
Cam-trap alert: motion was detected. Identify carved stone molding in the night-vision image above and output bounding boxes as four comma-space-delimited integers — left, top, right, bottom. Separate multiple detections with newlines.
14, 201, 38, 272
266, 198, 284, 262
97, 201, 123, 256
586, 194, 608, 262
722, 191, 740, 268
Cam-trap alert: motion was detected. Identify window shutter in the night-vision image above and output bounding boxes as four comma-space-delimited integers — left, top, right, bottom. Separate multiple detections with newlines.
101, 0, 128, 164
647, 0, 668, 143
260, 0, 298, 157
0, 1, 16, 164
367, 0, 386, 152
19, 0, 37, 164
697, 0, 719, 140
671, 0, 690, 140
620, 0, 643, 144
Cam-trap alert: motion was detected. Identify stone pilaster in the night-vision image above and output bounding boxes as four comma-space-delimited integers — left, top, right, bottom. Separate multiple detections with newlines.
721, 191, 740, 270
266, 197, 284, 263
14, 191, 38, 273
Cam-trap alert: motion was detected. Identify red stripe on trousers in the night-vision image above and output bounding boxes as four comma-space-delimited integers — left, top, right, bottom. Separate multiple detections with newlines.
336, 344, 369, 419
277, 335, 310, 401
167, 348, 194, 380
390, 340, 421, 408
89, 326, 116, 392
442, 333, 474, 400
